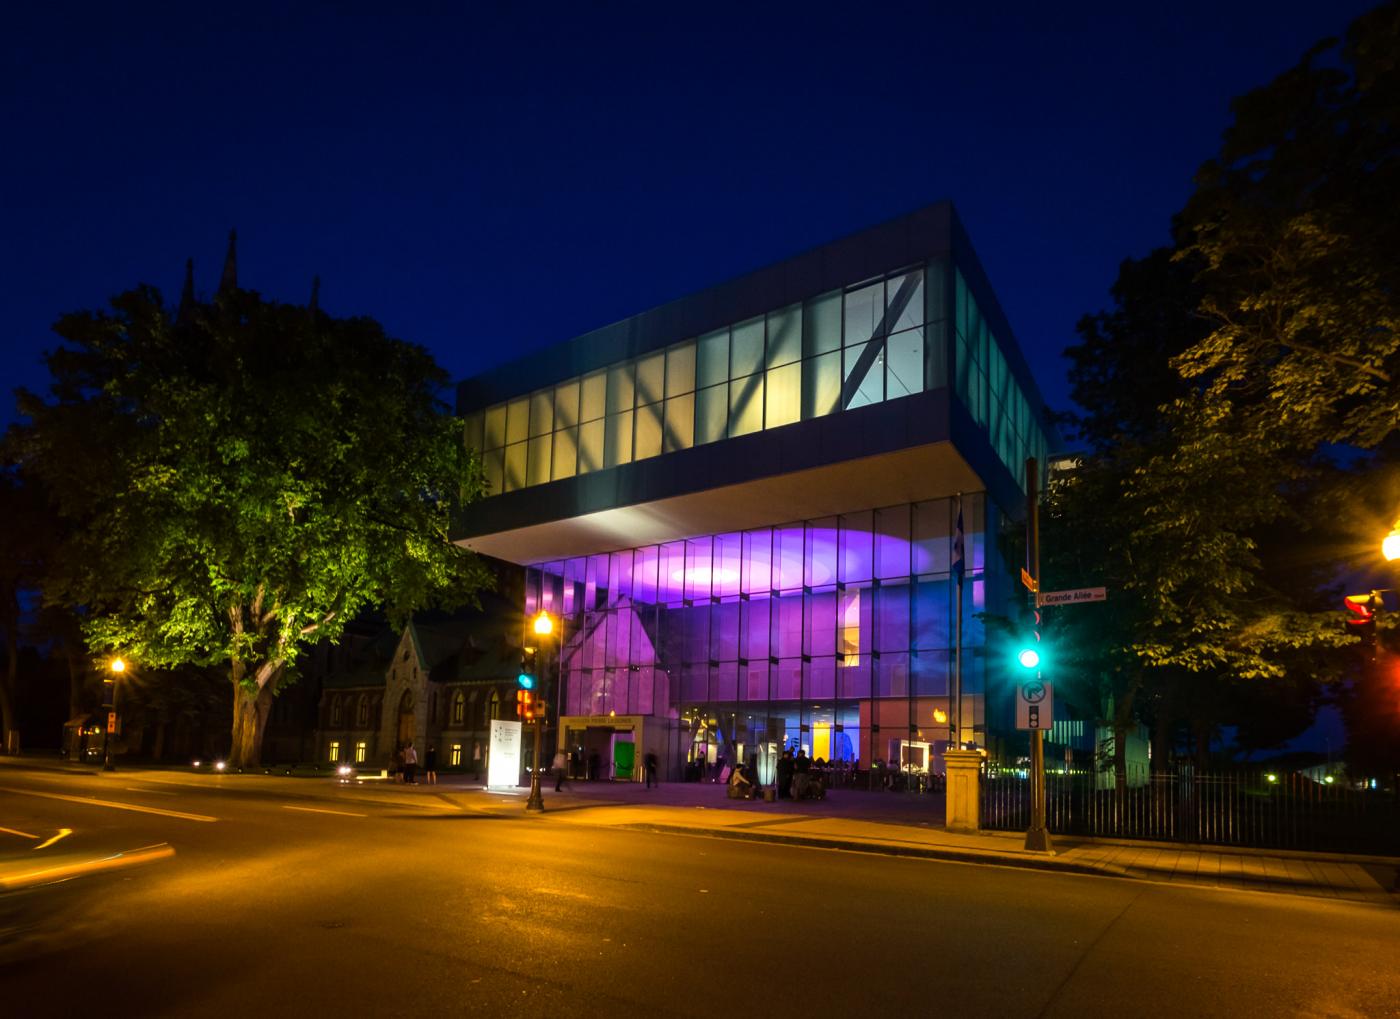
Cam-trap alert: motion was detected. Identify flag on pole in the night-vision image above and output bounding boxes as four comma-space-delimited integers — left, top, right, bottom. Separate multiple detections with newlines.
952, 496, 965, 588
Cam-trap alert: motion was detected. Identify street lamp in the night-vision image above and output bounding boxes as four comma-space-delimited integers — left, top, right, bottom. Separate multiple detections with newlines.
102, 657, 126, 772
525, 611, 554, 812
1383, 527, 1400, 562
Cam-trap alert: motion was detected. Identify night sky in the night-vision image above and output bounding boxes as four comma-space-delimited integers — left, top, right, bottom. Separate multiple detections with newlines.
2, 1, 1376, 429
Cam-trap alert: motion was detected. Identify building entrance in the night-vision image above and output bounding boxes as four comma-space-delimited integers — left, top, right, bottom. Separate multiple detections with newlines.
560, 714, 654, 782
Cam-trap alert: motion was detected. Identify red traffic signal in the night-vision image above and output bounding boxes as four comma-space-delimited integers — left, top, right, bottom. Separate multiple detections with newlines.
516, 689, 533, 718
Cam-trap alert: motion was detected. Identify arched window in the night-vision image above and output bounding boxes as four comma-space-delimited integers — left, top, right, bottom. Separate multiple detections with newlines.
356, 694, 370, 727
451, 690, 466, 726
330, 696, 343, 727
489, 690, 500, 721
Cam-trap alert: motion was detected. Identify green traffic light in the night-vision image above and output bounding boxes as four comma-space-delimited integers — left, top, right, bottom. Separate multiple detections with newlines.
1017, 648, 1041, 670
517, 673, 535, 689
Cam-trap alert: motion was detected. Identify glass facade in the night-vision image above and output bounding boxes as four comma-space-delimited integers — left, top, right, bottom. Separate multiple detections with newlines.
526, 495, 1000, 780
954, 269, 1047, 481
465, 260, 951, 495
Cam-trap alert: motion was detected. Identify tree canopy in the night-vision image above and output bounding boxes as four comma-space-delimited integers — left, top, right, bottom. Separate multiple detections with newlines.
7, 278, 491, 765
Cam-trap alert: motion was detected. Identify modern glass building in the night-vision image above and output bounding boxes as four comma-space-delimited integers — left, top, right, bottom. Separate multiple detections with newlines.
456, 202, 1056, 783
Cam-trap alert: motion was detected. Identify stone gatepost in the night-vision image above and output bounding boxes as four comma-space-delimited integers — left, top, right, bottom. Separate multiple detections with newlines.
943, 749, 983, 834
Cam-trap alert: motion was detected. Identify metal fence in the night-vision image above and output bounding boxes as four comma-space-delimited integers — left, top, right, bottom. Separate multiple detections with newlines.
981, 766, 1400, 854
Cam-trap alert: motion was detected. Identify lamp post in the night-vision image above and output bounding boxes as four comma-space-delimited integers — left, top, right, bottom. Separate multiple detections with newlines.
525, 611, 553, 812
101, 657, 126, 772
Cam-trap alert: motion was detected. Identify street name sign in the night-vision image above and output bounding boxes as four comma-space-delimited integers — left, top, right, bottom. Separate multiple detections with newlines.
1016, 681, 1053, 731
1036, 586, 1107, 607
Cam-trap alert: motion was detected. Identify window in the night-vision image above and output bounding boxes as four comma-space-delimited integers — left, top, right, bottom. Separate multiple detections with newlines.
356, 695, 369, 727
451, 743, 463, 767
328, 740, 341, 762
451, 690, 465, 725
330, 697, 342, 726
354, 741, 367, 763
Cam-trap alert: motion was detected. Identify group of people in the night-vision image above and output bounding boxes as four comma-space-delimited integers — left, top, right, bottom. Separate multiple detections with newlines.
549, 748, 659, 790
776, 748, 826, 801
390, 742, 438, 785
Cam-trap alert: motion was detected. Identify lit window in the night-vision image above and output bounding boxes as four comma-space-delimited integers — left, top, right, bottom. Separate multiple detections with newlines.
451, 690, 465, 725
328, 740, 341, 763
451, 743, 463, 767
355, 741, 367, 763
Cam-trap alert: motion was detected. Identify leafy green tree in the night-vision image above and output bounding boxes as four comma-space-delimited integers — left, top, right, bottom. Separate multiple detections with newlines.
1174, 1, 1400, 452
8, 279, 491, 767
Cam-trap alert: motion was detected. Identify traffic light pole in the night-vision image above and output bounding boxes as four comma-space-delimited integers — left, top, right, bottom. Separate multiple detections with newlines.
1025, 457, 1053, 853
525, 715, 544, 812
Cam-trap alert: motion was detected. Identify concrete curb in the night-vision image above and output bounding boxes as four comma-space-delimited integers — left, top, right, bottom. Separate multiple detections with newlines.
615, 821, 1110, 878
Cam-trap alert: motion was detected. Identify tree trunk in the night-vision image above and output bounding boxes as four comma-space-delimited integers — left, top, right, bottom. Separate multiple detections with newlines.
228, 670, 277, 769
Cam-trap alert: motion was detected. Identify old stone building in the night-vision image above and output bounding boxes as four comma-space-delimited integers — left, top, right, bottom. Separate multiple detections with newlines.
315, 587, 523, 772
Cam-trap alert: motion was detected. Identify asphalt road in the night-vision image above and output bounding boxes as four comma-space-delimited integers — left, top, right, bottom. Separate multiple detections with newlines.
2, 766, 1397, 1018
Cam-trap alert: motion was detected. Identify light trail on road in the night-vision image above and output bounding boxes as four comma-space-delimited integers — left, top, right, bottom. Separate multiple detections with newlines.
0, 786, 218, 822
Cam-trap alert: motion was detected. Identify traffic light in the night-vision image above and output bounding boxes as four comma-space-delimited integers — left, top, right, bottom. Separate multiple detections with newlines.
1015, 608, 1043, 672
516, 688, 534, 718
518, 648, 537, 690
1344, 592, 1381, 644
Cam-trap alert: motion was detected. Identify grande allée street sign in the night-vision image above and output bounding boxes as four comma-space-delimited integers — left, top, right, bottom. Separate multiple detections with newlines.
1036, 587, 1107, 607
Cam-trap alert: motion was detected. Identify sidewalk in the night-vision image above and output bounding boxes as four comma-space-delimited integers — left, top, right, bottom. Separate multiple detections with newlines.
464, 779, 1400, 906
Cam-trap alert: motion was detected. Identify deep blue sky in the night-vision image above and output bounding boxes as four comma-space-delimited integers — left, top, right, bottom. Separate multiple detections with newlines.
2, 1, 1377, 429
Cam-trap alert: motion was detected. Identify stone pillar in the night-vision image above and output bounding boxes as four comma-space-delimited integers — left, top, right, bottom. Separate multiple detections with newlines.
943, 749, 983, 834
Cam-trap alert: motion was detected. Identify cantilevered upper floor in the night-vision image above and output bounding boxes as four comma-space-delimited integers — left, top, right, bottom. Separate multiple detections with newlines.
455, 202, 1054, 563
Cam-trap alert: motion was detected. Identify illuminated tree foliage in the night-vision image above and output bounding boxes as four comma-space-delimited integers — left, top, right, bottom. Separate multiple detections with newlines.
8, 283, 491, 767
1174, 1, 1400, 452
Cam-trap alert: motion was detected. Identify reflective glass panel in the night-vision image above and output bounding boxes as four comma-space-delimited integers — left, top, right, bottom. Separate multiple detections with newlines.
462, 412, 483, 453
666, 341, 696, 397
504, 441, 526, 492
578, 419, 604, 474
696, 383, 727, 445
886, 327, 924, 400
506, 397, 529, 445
580, 370, 607, 422
843, 340, 883, 409
527, 435, 551, 486
554, 380, 580, 429
804, 291, 841, 356
636, 352, 665, 406
529, 389, 553, 437
803, 352, 841, 419
698, 329, 729, 389
634, 401, 662, 461
484, 404, 507, 449
728, 374, 763, 437
886, 270, 925, 333
766, 303, 801, 368
552, 427, 578, 480
764, 362, 800, 428
730, 317, 764, 379
607, 363, 635, 415
844, 280, 883, 346
663, 393, 694, 452
605, 411, 633, 467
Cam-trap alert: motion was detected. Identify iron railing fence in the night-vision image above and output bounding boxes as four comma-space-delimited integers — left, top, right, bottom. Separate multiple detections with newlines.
981, 766, 1400, 854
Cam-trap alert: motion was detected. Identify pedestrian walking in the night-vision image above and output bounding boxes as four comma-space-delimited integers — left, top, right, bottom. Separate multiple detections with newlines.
644, 751, 658, 789
553, 748, 571, 791
424, 744, 438, 785
403, 742, 419, 784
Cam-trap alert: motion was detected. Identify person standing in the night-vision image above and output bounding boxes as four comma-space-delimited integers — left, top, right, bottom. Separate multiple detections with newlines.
644, 751, 658, 789
403, 742, 419, 784
776, 749, 794, 800
424, 744, 438, 785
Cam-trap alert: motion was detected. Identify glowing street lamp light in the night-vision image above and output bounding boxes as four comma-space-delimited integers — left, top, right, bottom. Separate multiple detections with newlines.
533, 612, 553, 636
1383, 528, 1400, 562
